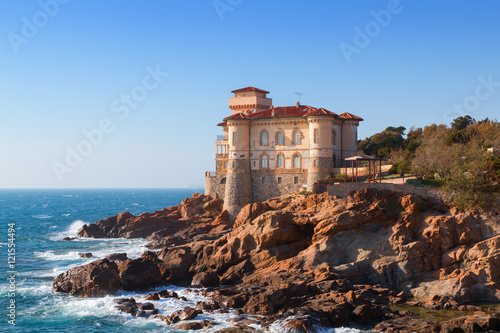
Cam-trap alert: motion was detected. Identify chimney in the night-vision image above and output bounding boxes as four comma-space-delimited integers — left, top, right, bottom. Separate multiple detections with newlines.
296, 101, 300, 108
271, 110, 275, 117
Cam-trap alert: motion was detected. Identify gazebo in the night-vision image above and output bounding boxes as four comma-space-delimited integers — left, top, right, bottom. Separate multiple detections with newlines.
344, 155, 382, 183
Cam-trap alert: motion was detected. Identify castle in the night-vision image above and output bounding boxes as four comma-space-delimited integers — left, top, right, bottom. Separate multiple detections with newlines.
205, 87, 363, 218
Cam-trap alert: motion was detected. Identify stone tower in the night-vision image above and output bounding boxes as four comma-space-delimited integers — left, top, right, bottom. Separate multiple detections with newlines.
306, 109, 337, 190
223, 115, 252, 219
223, 87, 272, 219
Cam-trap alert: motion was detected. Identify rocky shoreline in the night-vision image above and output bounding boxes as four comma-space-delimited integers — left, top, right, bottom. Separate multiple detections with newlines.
53, 190, 500, 332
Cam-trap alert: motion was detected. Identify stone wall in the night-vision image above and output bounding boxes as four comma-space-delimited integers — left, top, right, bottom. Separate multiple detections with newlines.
205, 173, 226, 199
252, 172, 308, 202
327, 182, 443, 199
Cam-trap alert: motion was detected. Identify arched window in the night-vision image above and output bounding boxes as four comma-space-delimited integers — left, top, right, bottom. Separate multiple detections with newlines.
277, 131, 284, 145
293, 130, 300, 145
332, 130, 336, 146
261, 154, 268, 169
293, 154, 300, 168
260, 130, 268, 146
220, 177, 226, 184
276, 154, 284, 168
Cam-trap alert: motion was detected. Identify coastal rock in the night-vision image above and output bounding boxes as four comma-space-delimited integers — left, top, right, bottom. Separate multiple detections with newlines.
191, 271, 220, 287
77, 193, 224, 240
114, 298, 158, 318
56, 189, 500, 331
52, 258, 120, 297
118, 251, 163, 290
105, 253, 128, 262
79, 252, 93, 258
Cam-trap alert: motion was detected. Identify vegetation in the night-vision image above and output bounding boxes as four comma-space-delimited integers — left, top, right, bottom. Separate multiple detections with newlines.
299, 190, 312, 197
358, 116, 500, 210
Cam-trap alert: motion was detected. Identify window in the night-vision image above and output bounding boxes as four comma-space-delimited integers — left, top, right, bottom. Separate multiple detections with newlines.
253, 161, 256, 167
293, 130, 300, 144
332, 130, 336, 146
294, 176, 299, 184
314, 129, 318, 144
220, 177, 226, 184
277, 131, 284, 145
232, 161, 236, 168
232, 132, 236, 146
262, 177, 266, 184
260, 130, 268, 146
261, 154, 268, 168
293, 154, 300, 168
224, 161, 228, 169
276, 154, 284, 168
314, 159, 318, 167
277, 177, 282, 184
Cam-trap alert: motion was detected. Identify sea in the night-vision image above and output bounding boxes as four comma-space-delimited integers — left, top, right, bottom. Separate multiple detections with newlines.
0, 189, 370, 332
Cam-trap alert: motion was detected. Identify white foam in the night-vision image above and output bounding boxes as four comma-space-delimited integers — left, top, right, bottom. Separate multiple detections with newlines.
50, 219, 88, 240
33, 214, 53, 219
33, 250, 82, 261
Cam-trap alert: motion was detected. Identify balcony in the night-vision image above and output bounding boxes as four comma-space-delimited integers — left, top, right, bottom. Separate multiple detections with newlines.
217, 135, 227, 141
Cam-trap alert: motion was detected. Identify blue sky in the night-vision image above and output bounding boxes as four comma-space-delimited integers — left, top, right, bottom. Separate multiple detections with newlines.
0, 0, 499, 188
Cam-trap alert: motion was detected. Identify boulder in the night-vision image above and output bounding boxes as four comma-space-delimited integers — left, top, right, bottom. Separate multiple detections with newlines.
118, 251, 163, 290
105, 253, 128, 262
52, 259, 120, 297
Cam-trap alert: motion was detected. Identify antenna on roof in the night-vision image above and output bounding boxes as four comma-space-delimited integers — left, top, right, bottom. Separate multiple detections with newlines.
295, 92, 305, 104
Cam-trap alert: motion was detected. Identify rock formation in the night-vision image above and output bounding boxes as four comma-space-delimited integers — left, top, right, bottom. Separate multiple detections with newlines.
55, 189, 500, 331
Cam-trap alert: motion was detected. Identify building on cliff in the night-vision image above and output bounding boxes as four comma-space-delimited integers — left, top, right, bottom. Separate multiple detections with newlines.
205, 87, 363, 218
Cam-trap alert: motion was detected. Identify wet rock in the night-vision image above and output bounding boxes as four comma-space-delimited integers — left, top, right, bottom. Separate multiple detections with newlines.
105, 253, 128, 262
62, 237, 77, 241
114, 298, 158, 318
52, 258, 120, 297
195, 300, 221, 312
167, 306, 201, 323
79, 253, 93, 258
173, 319, 215, 330
118, 251, 163, 290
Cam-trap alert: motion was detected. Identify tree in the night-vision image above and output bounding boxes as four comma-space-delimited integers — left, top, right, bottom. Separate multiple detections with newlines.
451, 115, 474, 131
358, 126, 406, 159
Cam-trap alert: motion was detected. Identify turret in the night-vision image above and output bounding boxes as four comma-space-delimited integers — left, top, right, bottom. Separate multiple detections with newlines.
305, 108, 338, 190
222, 115, 252, 219
229, 87, 272, 115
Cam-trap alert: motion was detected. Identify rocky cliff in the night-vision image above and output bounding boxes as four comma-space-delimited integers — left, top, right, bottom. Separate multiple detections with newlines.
54, 189, 500, 332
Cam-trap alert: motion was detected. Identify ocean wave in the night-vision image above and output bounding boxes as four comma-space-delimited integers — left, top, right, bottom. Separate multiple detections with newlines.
50, 220, 88, 240
32, 214, 53, 219
34, 250, 83, 261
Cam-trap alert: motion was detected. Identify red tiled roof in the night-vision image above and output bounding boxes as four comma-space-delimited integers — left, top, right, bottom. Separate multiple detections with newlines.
246, 105, 339, 120
217, 121, 227, 126
339, 112, 364, 121
231, 86, 270, 94
245, 105, 313, 120
223, 106, 362, 122
223, 112, 250, 121
304, 107, 338, 117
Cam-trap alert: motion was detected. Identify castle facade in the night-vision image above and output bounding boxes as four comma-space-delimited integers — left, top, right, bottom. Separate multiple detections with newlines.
205, 87, 363, 218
